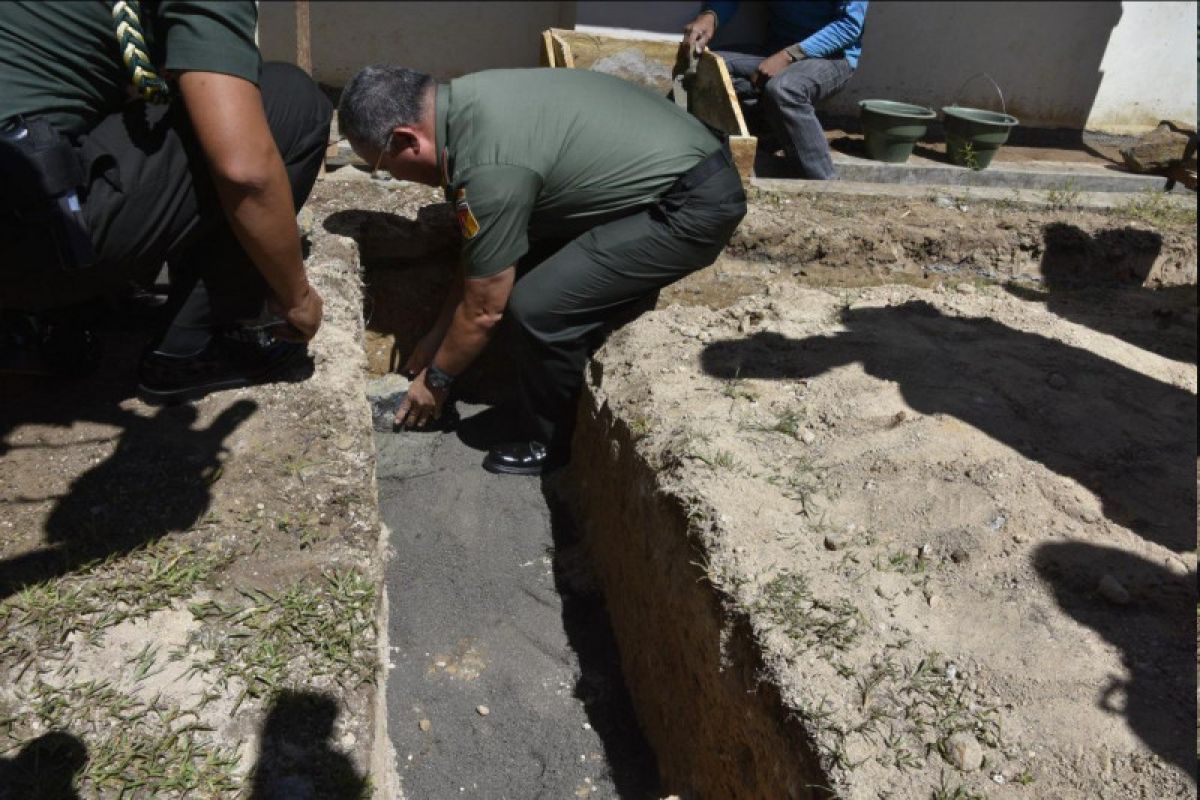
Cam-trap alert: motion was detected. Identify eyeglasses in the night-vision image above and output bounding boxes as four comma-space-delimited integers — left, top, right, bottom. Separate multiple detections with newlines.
372, 131, 394, 173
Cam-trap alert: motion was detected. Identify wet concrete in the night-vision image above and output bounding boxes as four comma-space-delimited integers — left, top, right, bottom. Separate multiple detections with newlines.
374, 392, 660, 799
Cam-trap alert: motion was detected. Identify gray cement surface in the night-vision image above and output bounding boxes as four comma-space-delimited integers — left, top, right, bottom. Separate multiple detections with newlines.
375, 400, 660, 800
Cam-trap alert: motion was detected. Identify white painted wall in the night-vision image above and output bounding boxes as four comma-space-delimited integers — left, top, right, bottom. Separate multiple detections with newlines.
1089, 2, 1198, 132
575, 0, 1197, 132
257, 0, 1196, 132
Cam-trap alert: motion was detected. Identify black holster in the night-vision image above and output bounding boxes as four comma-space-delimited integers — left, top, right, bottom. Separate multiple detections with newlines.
0, 116, 96, 271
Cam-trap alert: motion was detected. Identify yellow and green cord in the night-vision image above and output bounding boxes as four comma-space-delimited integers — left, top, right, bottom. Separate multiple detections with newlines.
111, 0, 170, 104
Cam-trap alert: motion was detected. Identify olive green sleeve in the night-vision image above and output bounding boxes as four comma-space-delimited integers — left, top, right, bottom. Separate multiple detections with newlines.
452, 165, 543, 279
158, 0, 261, 85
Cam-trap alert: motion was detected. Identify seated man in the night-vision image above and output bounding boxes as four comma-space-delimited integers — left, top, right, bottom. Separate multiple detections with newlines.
684, 1, 868, 179
0, 0, 331, 400
338, 65, 747, 475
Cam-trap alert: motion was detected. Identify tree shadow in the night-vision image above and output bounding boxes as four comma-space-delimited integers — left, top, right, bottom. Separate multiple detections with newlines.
1005, 222, 1196, 363
538, 476, 663, 799
0, 376, 257, 600
248, 690, 367, 800
0, 731, 87, 800
1033, 541, 1196, 777
699, 301, 1196, 554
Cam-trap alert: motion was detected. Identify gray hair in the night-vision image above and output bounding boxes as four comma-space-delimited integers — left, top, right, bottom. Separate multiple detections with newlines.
338, 65, 434, 151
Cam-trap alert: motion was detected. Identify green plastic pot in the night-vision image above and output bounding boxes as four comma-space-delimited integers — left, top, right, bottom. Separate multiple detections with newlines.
859, 100, 937, 163
942, 106, 1019, 170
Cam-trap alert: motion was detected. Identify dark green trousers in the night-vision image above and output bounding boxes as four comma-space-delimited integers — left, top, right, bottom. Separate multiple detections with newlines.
506, 147, 747, 451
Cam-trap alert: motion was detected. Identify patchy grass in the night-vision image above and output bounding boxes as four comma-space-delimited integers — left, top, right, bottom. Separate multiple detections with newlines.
754, 572, 864, 654
182, 569, 377, 715
1117, 189, 1197, 229
3, 678, 242, 796
1044, 179, 1081, 211
0, 538, 234, 671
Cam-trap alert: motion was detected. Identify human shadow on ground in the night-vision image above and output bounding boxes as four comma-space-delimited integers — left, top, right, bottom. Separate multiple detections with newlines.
0, 382, 257, 601
0, 731, 87, 800
248, 690, 367, 800
1005, 222, 1196, 363
1033, 541, 1197, 777
699, 302, 1196, 554
539, 478, 663, 799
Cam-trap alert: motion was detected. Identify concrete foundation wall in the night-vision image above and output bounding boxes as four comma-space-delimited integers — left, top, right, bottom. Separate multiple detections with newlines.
258, 0, 575, 84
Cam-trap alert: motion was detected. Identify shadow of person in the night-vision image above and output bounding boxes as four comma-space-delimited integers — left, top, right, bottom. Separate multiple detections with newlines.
248, 690, 367, 800
0, 399, 257, 601
1033, 541, 1196, 777
700, 301, 1196, 553
1005, 223, 1195, 363
0, 731, 87, 800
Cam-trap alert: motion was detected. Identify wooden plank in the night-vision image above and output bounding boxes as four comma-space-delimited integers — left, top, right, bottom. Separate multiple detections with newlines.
550, 30, 574, 69
688, 51, 749, 137
295, 0, 312, 75
540, 30, 556, 68
729, 135, 757, 183
550, 28, 674, 93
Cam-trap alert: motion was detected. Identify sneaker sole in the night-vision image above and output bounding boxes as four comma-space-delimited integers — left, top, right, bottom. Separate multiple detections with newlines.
137, 348, 304, 405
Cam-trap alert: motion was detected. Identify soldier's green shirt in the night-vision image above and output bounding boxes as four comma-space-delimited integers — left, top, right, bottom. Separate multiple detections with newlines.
0, 1, 260, 136
436, 69, 722, 278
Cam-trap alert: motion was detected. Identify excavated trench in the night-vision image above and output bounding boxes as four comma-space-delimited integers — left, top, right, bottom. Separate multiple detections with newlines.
322, 177, 1197, 799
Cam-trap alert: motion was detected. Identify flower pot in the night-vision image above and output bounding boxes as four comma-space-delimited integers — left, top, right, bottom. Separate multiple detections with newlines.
859, 100, 937, 163
942, 73, 1019, 170
943, 106, 1019, 170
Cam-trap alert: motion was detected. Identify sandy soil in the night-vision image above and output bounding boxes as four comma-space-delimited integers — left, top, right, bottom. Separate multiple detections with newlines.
588, 278, 1196, 798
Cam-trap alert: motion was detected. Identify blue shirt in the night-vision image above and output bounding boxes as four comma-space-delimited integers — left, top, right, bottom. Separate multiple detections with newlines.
703, 1, 868, 69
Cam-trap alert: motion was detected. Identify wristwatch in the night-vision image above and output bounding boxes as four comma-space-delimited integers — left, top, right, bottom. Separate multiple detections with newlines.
784, 44, 807, 62
426, 364, 455, 390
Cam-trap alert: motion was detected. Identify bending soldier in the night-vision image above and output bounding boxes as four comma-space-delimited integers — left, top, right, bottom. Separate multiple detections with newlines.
0, 0, 332, 400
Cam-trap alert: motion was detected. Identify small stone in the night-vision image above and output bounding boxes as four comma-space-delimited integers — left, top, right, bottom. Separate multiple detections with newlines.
950, 547, 970, 564
1047, 372, 1068, 390
476, 705, 490, 717
1098, 574, 1130, 605
956, 282, 977, 294
945, 732, 984, 771
419, 719, 431, 732
917, 543, 933, 560
823, 533, 847, 551
799, 428, 816, 445
927, 594, 943, 609
992, 773, 1007, 785
1164, 557, 1190, 577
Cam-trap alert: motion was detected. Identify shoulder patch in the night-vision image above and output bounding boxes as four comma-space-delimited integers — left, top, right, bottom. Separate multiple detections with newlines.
454, 187, 480, 239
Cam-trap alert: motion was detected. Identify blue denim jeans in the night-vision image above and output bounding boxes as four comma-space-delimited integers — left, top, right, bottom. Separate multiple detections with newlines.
716, 45, 853, 179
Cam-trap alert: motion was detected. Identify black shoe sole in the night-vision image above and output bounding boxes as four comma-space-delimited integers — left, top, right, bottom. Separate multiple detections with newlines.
481, 456, 545, 476
137, 345, 305, 405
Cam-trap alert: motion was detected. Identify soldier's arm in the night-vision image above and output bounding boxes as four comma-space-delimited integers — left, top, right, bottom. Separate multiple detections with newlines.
432, 265, 515, 377
176, 70, 322, 341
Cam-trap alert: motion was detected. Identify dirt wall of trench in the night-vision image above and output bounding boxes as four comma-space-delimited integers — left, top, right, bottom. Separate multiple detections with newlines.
558, 389, 831, 800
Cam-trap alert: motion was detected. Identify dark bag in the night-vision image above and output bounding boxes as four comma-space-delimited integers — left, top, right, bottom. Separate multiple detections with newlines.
0, 117, 96, 270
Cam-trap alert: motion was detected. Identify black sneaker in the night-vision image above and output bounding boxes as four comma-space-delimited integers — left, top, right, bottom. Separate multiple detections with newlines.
137, 325, 305, 404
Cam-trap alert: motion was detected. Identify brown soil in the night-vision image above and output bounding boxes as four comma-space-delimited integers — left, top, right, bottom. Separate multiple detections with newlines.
568, 277, 1196, 799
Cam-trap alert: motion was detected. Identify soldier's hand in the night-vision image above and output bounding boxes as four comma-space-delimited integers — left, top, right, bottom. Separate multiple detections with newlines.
395, 370, 447, 429
683, 12, 716, 53
270, 283, 324, 342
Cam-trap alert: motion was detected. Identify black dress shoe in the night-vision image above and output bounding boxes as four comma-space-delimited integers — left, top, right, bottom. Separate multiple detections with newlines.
137, 326, 305, 404
482, 440, 564, 476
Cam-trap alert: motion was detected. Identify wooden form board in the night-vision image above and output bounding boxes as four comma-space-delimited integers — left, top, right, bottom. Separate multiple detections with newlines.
544, 28, 755, 180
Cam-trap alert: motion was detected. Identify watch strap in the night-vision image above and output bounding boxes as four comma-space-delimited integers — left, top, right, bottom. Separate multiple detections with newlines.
426, 364, 455, 390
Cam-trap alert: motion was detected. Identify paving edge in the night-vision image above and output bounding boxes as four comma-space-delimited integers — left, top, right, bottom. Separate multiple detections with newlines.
558, 386, 830, 800
752, 176, 1198, 211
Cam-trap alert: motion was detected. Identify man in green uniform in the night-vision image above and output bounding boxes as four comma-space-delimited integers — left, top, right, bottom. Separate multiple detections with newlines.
338, 65, 746, 475
0, 1, 331, 400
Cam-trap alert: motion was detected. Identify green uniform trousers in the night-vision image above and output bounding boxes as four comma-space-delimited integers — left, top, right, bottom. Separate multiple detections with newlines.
506, 146, 747, 452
